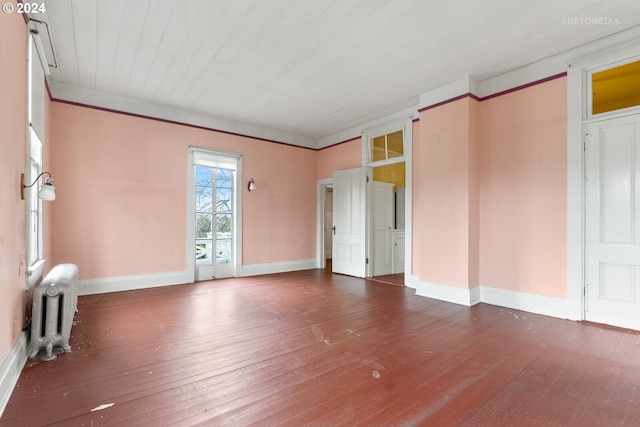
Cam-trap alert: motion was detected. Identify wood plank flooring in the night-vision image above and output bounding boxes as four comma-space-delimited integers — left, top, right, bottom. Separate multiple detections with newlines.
2, 269, 640, 426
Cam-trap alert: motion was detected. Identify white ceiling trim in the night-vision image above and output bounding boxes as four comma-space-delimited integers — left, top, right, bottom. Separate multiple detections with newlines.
48, 80, 318, 150
478, 24, 640, 99
418, 24, 640, 111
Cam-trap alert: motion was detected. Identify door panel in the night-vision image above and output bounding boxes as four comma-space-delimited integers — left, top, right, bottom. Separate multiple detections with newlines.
586, 114, 640, 329
332, 167, 369, 277
372, 181, 393, 276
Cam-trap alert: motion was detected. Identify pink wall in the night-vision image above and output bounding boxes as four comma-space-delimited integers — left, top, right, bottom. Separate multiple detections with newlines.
0, 8, 27, 359
479, 78, 567, 298
50, 103, 317, 279
316, 138, 361, 180
414, 97, 479, 289
413, 78, 567, 298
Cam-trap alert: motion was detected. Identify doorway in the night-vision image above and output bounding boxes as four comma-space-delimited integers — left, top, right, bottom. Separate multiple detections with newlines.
324, 185, 333, 270
188, 147, 242, 282
315, 117, 413, 285
578, 55, 640, 329
370, 162, 406, 286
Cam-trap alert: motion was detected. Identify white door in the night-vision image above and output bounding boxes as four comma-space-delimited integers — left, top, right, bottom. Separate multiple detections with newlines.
372, 181, 393, 276
332, 167, 370, 277
392, 231, 405, 274
586, 114, 640, 330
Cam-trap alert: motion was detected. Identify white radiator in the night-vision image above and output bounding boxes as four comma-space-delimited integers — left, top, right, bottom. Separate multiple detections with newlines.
29, 264, 79, 361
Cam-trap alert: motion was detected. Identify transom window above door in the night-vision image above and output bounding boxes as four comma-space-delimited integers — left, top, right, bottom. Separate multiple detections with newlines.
590, 58, 640, 116
371, 130, 404, 162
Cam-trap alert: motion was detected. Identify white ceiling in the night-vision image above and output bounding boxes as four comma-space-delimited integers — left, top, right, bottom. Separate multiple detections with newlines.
35, 0, 640, 145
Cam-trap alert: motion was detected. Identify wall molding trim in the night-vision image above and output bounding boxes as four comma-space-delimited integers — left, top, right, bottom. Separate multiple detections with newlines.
0, 332, 28, 418
76, 260, 319, 296
77, 271, 190, 296
413, 278, 481, 307
418, 72, 567, 113
49, 82, 317, 150
409, 277, 570, 321
241, 259, 317, 277
480, 286, 569, 320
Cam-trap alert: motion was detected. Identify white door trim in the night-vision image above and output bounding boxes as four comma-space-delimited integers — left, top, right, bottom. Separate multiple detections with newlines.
361, 117, 413, 284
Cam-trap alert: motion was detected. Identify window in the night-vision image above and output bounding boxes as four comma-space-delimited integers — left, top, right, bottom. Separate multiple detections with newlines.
371, 130, 404, 162
590, 58, 640, 116
26, 33, 47, 287
27, 129, 44, 267
363, 120, 410, 168
189, 147, 241, 281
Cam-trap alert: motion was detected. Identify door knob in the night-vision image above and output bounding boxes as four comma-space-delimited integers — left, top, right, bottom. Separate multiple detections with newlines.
332, 226, 336, 235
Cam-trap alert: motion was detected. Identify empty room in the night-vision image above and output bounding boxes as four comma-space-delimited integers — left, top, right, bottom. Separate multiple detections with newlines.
2, 1, 640, 425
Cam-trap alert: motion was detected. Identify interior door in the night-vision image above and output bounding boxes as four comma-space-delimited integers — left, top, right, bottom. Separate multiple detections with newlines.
586, 114, 640, 330
332, 167, 370, 277
195, 165, 234, 280
372, 181, 393, 276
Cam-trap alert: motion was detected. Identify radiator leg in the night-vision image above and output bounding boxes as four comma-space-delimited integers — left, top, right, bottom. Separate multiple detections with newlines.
42, 341, 57, 361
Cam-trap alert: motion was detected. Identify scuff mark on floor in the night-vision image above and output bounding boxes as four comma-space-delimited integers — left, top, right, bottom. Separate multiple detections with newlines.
90, 403, 114, 412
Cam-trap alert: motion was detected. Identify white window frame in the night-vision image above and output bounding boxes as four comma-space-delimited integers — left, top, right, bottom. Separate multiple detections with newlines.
187, 147, 243, 281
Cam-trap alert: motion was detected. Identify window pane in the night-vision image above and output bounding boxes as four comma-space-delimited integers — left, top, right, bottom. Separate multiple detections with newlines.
216, 188, 232, 213
216, 213, 232, 235
370, 130, 403, 162
592, 60, 640, 115
216, 239, 232, 264
196, 185, 212, 212
195, 166, 212, 186
196, 213, 212, 238
216, 169, 232, 188
196, 240, 213, 265
371, 135, 387, 162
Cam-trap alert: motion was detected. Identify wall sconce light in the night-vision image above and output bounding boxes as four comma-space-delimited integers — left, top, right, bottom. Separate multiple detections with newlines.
21, 172, 56, 201
248, 178, 256, 192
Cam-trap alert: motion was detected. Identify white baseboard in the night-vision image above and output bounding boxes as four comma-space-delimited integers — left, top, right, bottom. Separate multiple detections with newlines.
241, 259, 317, 277
77, 260, 318, 296
480, 285, 568, 320
410, 277, 568, 319
0, 332, 28, 418
77, 271, 190, 296
413, 278, 481, 307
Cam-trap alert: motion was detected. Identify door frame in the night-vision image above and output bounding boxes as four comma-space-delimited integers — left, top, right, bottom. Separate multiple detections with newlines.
566, 43, 640, 322
362, 117, 413, 282
316, 178, 333, 269
187, 146, 244, 282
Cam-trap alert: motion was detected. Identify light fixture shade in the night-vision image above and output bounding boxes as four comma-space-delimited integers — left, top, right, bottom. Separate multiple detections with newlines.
38, 181, 55, 201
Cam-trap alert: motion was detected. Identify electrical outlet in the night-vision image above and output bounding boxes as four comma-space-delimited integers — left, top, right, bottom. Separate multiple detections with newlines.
18, 255, 24, 276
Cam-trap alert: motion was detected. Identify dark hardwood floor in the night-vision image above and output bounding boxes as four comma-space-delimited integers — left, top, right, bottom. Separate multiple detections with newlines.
2, 269, 640, 426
